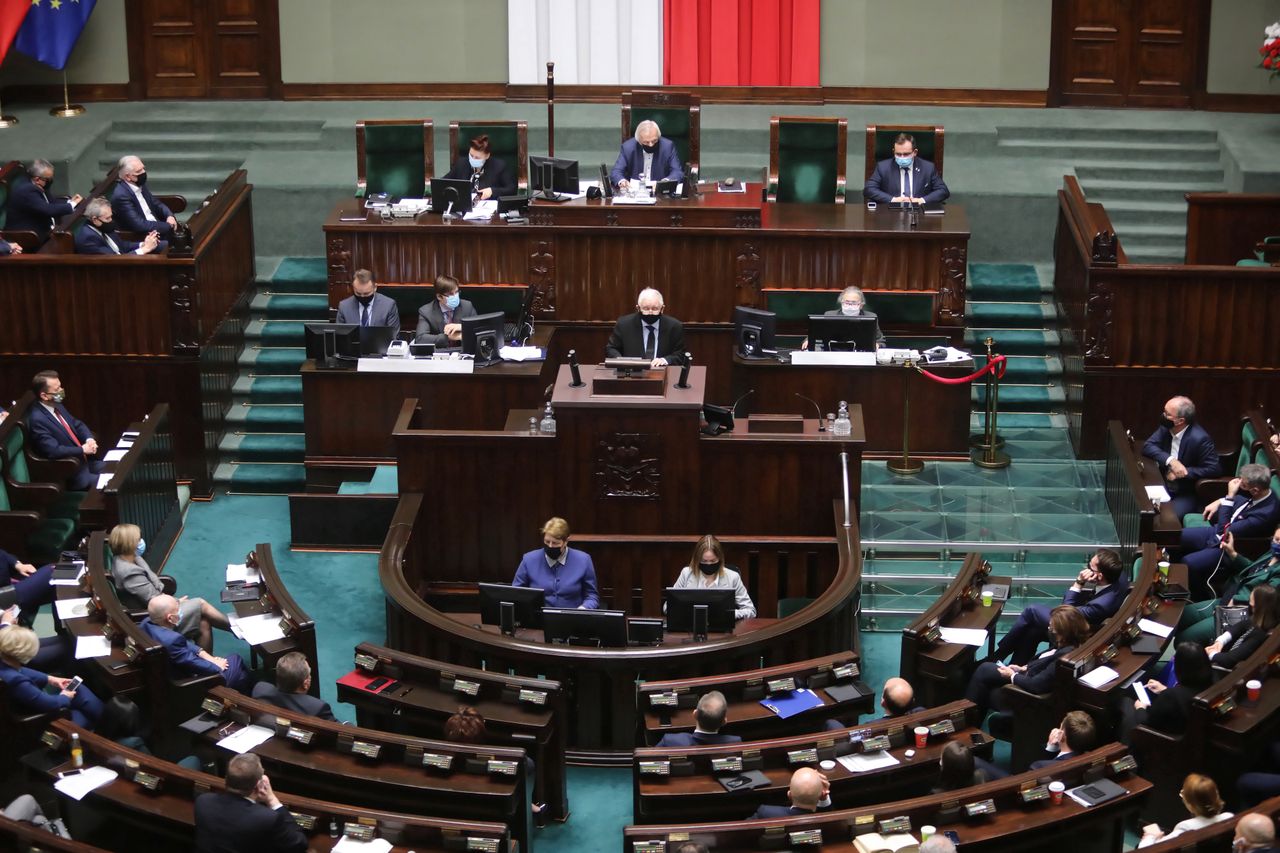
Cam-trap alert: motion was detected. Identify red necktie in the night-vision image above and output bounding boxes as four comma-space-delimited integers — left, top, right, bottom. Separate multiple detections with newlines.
54, 410, 81, 447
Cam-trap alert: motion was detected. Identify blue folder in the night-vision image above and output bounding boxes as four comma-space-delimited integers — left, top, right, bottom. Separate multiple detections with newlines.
759, 688, 825, 720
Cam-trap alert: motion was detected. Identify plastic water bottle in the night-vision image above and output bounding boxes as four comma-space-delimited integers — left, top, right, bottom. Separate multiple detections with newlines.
833, 401, 852, 436
70, 732, 83, 768
539, 403, 556, 436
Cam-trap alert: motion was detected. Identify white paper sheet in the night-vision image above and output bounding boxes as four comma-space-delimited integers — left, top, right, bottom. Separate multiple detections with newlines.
837, 750, 901, 773
74, 635, 113, 659
1132, 681, 1151, 705
234, 612, 286, 645
53, 766, 118, 801
216, 724, 275, 754
103, 449, 128, 462
333, 837, 394, 853
54, 597, 92, 620
116, 439, 135, 449
938, 626, 989, 647
1138, 618, 1173, 639
225, 564, 261, 585
1078, 665, 1120, 688
95, 473, 114, 490
1145, 485, 1172, 504
610, 195, 658, 205
499, 346, 544, 362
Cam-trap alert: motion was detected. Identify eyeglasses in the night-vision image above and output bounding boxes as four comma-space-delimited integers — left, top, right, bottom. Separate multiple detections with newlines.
840, 301, 862, 308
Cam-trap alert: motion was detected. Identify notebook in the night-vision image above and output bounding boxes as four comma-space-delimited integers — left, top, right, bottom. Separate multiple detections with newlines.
1066, 777, 1127, 808
717, 770, 770, 793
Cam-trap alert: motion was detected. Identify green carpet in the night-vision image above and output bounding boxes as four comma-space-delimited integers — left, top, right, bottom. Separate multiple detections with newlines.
247, 376, 303, 402
271, 257, 330, 291
227, 405, 305, 429
226, 434, 306, 462
967, 263, 1044, 300
262, 294, 330, 320
975, 355, 1060, 382
239, 348, 307, 372
227, 463, 306, 492
254, 322, 309, 346
973, 384, 1063, 410
966, 301, 1050, 326
964, 329, 1057, 356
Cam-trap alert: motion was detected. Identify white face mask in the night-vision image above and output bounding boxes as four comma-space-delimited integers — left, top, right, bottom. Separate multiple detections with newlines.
841, 303, 862, 317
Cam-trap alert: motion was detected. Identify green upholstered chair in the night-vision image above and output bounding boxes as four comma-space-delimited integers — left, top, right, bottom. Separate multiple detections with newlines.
449, 120, 529, 191
1238, 236, 1280, 266
865, 124, 945, 180
355, 119, 434, 199
621, 90, 701, 177
2, 425, 84, 522
768, 116, 847, 204
777, 597, 813, 618
764, 288, 936, 332
0, 476, 76, 565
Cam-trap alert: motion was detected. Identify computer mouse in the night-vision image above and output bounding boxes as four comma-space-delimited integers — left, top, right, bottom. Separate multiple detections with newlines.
723, 176, 736, 186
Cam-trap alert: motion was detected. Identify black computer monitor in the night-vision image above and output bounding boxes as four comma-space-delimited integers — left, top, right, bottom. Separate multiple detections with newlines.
807, 314, 879, 353
430, 178, 474, 215
304, 323, 360, 368
665, 587, 737, 634
542, 608, 628, 648
358, 324, 398, 356
733, 306, 777, 358
529, 156, 579, 199
478, 583, 545, 630
462, 311, 505, 366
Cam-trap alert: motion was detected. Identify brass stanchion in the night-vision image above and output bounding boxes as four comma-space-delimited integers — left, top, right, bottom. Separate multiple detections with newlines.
887, 360, 924, 475
49, 72, 84, 118
969, 336, 1004, 450
971, 349, 1011, 469
0, 90, 17, 128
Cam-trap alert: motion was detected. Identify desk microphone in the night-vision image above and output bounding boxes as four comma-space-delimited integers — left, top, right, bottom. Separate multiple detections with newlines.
675, 352, 692, 389
567, 349, 585, 387
730, 389, 755, 416
794, 393, 825, 431
443, 187, 460, 220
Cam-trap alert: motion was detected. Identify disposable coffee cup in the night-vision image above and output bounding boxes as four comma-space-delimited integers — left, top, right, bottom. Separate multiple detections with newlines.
1157, 561, 1171, 577
914, 726, 929, 749
866, 201, 877, 210
920, 826, 936, 841
1247, 679, 1262, 703
1048, 780, 1065, 805
981, 590, 994, 607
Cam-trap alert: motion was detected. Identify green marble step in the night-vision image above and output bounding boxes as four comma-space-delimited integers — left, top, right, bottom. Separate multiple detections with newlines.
218, 433, 305, 463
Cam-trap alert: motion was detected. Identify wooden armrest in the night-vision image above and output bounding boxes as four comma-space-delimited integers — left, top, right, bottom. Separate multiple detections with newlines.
0, 229, 41, 252
25, 454, 80, 485
160, 575, 178, 595
1195, 477, 1232, 504
3, 480, 64, 512
157, 194, 186, 214
0, 512, 41, 555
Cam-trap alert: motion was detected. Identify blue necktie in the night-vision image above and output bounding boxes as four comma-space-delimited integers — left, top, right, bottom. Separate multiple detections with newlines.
361, 304, 370, 327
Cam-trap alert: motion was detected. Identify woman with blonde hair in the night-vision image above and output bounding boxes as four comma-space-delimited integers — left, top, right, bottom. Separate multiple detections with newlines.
671, 535, 756, 621
0, 626, 103, 728
1138, 773, 1233, 847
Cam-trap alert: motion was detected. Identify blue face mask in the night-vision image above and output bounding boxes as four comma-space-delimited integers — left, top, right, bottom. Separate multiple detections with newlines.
1271, 541, 1280, 558
136, 538, 146, 557
895, 156, 914, 169
468, 156, 485, 169
445, 293, 461, 310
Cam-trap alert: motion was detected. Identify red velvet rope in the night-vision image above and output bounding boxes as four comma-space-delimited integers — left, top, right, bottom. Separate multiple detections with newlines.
917, 354, 1006, 385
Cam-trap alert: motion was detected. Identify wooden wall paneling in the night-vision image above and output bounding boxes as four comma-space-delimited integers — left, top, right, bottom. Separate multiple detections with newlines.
1184, 194, 1280, 266
208, 0, 282, 99
138, 0, 205, 99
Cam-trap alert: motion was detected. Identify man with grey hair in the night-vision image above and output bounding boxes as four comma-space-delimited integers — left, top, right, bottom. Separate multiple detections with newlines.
610, 118, 684, 191
656, 690, 742, 747
1143, 395, 1221, 519
919, 835, 958, 853
75, 196, 162, 255
1178, 462, 1280, 598
803, 284, 887, 350
140, 594, 253, 691
111, 154, 178, 237
605, 287, 686, 368
5, 158, 81, 242
252, 651, 336, 721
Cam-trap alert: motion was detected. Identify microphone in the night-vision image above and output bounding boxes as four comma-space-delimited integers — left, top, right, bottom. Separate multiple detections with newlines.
794, 393, 825, 431
599, 164, 614, 198
568, 349, 585, 387
675, 352, 692, 389
730, 389, 755, 416
443, 187, 459, 220
681, 162, 694, 199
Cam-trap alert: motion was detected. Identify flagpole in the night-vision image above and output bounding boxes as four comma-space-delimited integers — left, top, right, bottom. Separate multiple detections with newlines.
50, 71, 84, 118
0, 89, 16, 128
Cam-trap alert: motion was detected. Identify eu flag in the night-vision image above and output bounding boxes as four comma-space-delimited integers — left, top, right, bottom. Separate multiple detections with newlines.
14, 0, 97, 71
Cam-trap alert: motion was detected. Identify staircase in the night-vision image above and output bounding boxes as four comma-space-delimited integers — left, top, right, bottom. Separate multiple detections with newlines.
995, 127, 1225, 264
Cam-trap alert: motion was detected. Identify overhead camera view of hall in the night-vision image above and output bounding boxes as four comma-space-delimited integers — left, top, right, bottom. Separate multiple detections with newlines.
3, 1, 1280, 851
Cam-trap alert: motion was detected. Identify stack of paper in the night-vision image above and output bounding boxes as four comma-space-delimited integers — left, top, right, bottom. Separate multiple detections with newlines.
333, 837, 393, 853
103, 449, 128, 462
226, 563, 261, 585
216, 724, 275, 754
938, 626, 988, 647
229, 612, 286, 646
95, 473, 114, 490
75, 635, 113, 659
53, 766, 118, 801
499, 346, 544, 362
1137, 619, 1173, 638
1078, 665, 1120, 688
838, 750, 901, 773
54, 597, 92, 620
463, 200, 498, 221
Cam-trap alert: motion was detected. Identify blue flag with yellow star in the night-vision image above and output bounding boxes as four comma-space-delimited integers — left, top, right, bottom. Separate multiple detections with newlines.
14, 0, 96, 70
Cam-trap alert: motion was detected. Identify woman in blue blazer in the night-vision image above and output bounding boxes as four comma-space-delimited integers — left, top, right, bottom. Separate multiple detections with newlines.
0, 626, 102, 729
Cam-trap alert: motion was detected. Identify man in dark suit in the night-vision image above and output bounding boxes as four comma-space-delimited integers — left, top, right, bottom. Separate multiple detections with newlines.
141, 595, 253, 692
414, 274, 477, 348
880, 677, 925, 718
610, 120, 684, 191
74, 197, 163, 255
750, 767, 829, 819
443, 134, 516, 201
5, 160, 82, 243
111, 155, 178, 238
605, 288, 686, 368
655, 690, 742, 747
864, 133, 949, 205
989, 549, 1127, 665
0, 239, 21, 255
1030, 710, 1096, 770
251, 651, 336, 721
194, 753, 307, 853
1177, 464, 1280, 599
26, 369, 104, 491
1142, 396, 1222, 519
335, 268, 399, 328
2, 547, 56, 626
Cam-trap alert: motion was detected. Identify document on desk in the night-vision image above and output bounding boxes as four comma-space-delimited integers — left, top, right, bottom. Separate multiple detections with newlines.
499, 345, 545, 362
231, 612, 286, 646
95, 473, 114, 490
938, 626, 989, 647
54, 766, 118, 801
1078, 665, 1120, 689
356, 357, 473, 374
333, 837, 394, 853
216, 724, 275, 754
103, 449, 128, 462
837, 750, 900, 773
610, 195, 658, 205
789, 351, 878, 367
1137, 618, 1173, 639
759, 688, 824, 719
463, 200, 498, 221
54, 597, 92, 621
116, 439, 135, 449
75, 635, 113, 659
226, 563, 261, 585
1145, 485, 1172, 504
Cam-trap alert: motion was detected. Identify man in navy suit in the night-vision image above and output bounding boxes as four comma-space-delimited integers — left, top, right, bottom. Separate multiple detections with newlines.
656, 691, 743, 748
864, 133, 949, 205
989, 549, 1127, 665
334, 268, 400, 328
141, 595, 252, 692
1030, 710, 1096, 770
0, 239, 21, 255
251, 651, 336, 721
1142, 396, 1222, 519
111, 155, 178, 237
26, 370, 104, 492
610, 120, 684, 191
1177, 464, 1280, 599
194, 753, 307, 853
5, 160, 82, 242
2, 547, 56, 626
74, 197, 163, 255
605, 288, 687, 368
750, 767, 829, 819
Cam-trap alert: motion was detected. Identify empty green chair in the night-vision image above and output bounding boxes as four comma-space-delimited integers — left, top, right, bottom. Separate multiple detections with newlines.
2, 425, 84, 522
355, 119, 434, 198
768, 116, 847, 204
621, 90, 701, 177
449, 121, 528, 192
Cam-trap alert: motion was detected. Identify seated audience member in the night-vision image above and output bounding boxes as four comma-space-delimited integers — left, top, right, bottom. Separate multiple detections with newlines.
414, 274, 476, 348
109, 523, 230, 652
2, 794, 70, 838
26, 369, 104, 491
750, 767, 830, 819
1233, 811, 1279, 851
251, 651, 335, 721
1138, 774, 1233, 847
335, 268, 399, 328
801, 286, 886, 351
1205, 584, 1279, 669
1120, 642, 1214, 742
5, 159, 81, 242
610, 119, 684, 190
74, 197, 163, 255
863, 133, 949, 206
2, 546, 55, 624
932, 741, 985, 793
605, 287, 686, 368
920, 838, 959, 853
444, 134, 515, 201
141, 595, 252, 692
1032, 710, 1097, 770
1, 604, 69, 672
0, 239, 22, 255
967, 605, 1089, 717
1142, 396, 1222, 519
880, 676, 924, 718
1178, 526, 1280, 643
670, 535, 756, 621
194, 753, 307, 853
444, 707, 546, 818
1177, 465, 1280, 600
0, 626, 101, 728
1238, 740, 1280, 809
111, 155, 178, 238
988, 548, 1126, 665
512, 517, 599, 610
655, 690, 743, 747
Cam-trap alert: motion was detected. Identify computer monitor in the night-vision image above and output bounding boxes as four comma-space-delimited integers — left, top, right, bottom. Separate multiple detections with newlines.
358, 324, 398, 356
665, 587, 737, 634
733, 306, 777, 358
304, 323, 360, 368
542, 608, 628, 648
529, 156, 579, 200
430, 178, 474, 215
462, 311, 505, 367
807, 314, 879, 353
478, 583, 545, 631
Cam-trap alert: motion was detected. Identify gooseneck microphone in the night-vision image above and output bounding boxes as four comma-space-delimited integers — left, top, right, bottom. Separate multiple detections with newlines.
675, 352, 692, 389
568, 349, 585, 388
730, 389, 755, 416
794, 393, 826, 431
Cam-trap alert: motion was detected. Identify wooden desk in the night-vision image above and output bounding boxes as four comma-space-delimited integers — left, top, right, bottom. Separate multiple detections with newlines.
1104, 420, 1180, 557
323, 190, 971, 328
230, 543, 319, 695
1141, 795, 1280, 853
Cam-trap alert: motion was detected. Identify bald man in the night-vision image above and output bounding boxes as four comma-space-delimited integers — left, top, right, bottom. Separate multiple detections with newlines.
605, 287, 686, 368
881, 677, 922, 718
140, 595, 252, 692
751, 767, 830, 819
1235, 813, 1278, 853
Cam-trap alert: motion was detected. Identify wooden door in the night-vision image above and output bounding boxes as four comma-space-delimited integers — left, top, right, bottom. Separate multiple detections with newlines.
1049, 0, 1210, 108
128, 0, 281, 99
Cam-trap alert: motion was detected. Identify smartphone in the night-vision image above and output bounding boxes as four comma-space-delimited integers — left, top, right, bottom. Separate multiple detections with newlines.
365, 677, 390, 692
969, 732, 984, 746
57, 769, 84, 779
67, 676, 83, 693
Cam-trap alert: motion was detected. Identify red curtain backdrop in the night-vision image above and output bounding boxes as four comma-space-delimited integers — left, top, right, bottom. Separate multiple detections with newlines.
664, 0, 820, 87
0, 0, 31, 65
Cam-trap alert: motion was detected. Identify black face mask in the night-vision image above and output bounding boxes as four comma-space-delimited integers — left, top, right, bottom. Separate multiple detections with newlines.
355, 293, 376, 306
698, 562, 720, 576
641, 313, 660, 325
640, 143, 658, 154
135, 172, 148, 187
544, 545, 562, 560
95, 220, 115, 233
1159, 416, 1175, 429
